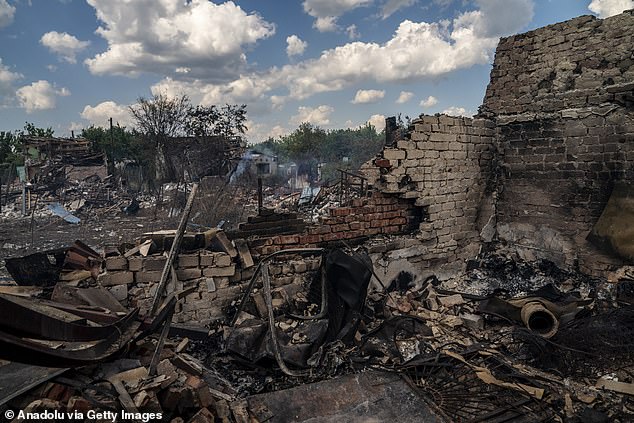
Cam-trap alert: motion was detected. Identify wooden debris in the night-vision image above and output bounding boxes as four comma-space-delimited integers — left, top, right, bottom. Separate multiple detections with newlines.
596, 378, 634, 396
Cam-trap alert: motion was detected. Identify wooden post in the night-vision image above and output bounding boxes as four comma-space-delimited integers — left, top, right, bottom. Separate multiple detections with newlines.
257, 177, 263, 215
150, 183, 198, 316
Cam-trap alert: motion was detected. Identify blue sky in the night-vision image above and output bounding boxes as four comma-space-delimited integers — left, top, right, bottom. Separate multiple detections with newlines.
0, 0, 631, 142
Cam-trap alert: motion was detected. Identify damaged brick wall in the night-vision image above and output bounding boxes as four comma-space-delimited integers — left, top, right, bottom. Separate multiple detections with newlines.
482, 12, 634, 275
102, 251, 320, 325
250, 192, 420, 255
369, 115, 496, 272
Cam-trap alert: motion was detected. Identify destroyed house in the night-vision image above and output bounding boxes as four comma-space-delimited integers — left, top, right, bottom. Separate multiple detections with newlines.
0, 10, 633, 423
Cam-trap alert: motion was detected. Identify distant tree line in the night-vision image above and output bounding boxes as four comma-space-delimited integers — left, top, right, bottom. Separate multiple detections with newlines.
259, 122, 384, 182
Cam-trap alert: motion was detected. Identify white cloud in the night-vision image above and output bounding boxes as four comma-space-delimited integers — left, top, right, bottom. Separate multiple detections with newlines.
420, 95, 438, 107
303, 0, 371, 31
457, 0, 534, 39
80, 100, 134, 127
246, 120, 289, 143
290, 105, 334, 126
588, 0, 634, 17
85, 0, 275, 80
147, 0, 534, 107
16, 80, 70, 113
351, 89, 385, 104
396, 91, 413, 103
0, 58, 22, 97
367, 114, 386, 132
0, 0, 15, 28
68, 121, 84, 133
381, 0, 416, 19
346, 24, 360, 39
40, 31, 90, 64
286, 35, 308, 57
46, 64, 57, 72
442, 106, 469, 117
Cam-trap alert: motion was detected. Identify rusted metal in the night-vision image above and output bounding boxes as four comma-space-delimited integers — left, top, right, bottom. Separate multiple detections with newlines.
0, 308, 140, 367
0, 294, 135, 342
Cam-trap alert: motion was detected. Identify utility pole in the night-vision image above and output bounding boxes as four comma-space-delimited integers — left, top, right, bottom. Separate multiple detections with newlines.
109, 117, 114, 158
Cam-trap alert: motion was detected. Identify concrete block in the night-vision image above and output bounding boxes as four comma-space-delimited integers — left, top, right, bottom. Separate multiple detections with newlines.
177, 254, 199, 268
127, 257, 143, 272
98, 271, 134, 286
177, 268, 202, 281
202, 265, 236, 277
215, 253, 232, 267
105, 256, 127, 271
144, 256, 167, 271
136, 270, 162, 284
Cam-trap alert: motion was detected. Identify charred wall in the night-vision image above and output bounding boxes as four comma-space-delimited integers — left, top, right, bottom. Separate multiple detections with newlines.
370, 115, 496, 273
483, 11, 634, 275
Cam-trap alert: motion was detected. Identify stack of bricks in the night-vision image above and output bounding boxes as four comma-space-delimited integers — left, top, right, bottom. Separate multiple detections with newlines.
372, 114, 496, 264
251, 192, 420, 255
481, 10, 634, 276
100, 248, 322, 325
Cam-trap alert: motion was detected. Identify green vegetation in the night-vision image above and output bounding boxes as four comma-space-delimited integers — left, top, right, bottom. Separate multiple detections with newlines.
259, 122, 384, 182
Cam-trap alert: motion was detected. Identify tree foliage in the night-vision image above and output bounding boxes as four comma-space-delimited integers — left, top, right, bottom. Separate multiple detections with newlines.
0, 122, 55, 166
260, 122, 384, 182
185, 104, 247, 138
129, 94, 190, 142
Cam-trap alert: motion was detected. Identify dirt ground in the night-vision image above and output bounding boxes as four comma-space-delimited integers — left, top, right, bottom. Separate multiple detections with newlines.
0, 209, 179, 280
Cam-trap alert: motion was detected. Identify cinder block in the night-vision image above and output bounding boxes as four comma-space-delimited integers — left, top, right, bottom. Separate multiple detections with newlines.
214, 253, 232, 267
176, 268, 202, 280
144, 256, 167, 271
177, 254, 199, 268
98, 271, 134, 286
202, 265, 236, 277
105, 256, 127, 271
136, 271, 162, 283
128, 257, 143, 272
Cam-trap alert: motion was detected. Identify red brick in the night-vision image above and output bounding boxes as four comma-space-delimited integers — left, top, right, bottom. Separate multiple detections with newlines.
382, 225, 400, 234
322, 233, 338, 241
374, 158, 391, 168
308, 225, 331, 235
332, 223, 350, 232
370, 220, 383, 228
349, 222, 362, 230
299, 234, 321, 244
279, 235, 299, 245
390, 217, 407, 225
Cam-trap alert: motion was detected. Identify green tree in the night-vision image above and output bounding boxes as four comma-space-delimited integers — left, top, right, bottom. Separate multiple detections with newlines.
23, 122, 54, 137
0, 131, 22, 165
185, 104, 247, 138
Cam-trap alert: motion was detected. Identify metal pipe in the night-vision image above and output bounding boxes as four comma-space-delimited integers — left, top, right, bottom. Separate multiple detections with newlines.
520, 301, 559, 339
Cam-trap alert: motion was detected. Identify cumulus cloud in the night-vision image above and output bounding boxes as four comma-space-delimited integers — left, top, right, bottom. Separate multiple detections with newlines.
381, 0, 416, 19
346, 24, 360, 39
85, 0, 275, 80
148, 0, 534, 108
303, 0, 371, 31
80, 100, 134, 127
245, 120, 289, 143
396, 91, 413, 103
351, 89, 385, 104
367, 114, 386, 132
442, 106, 469, 117
0, 0, 15, 28
286, 35, 307, 57
588, 0, 634, 17
291, 105, 334, 126
40, 31, 90, 64
0, 58, 22, 97
420, 95, 438, 107
16, 80, 70, 113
